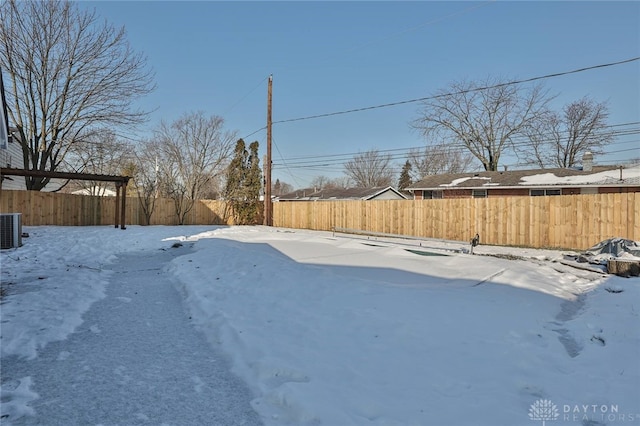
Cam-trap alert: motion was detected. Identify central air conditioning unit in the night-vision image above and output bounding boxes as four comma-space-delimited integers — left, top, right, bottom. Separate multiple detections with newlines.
1, 213, 22, 249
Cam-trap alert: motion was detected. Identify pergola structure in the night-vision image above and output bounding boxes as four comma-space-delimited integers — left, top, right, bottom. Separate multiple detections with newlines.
0, 167, 131, 229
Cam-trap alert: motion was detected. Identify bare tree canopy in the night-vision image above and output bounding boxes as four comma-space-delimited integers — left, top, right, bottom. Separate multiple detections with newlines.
65, 129, 134, 195
310, 175, 332, 190
309, 175, 341, 190
0, 0, 155, 190
521, 97, 613, 168
344, 149, 395, 187
127, 140, 160, 225
412, 78, 552, 171
66, 130, 133, 175
155, 111, 237, 224
273, 179, 293, 196
330, 176, 353, 189
310, 175, 352, 190
408, 143, 475, 178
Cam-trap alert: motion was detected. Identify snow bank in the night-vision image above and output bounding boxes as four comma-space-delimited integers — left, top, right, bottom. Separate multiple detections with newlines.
170, 227, 640, 426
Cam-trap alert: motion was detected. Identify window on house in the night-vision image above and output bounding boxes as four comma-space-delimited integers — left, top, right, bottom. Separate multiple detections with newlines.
472, 189, 487, 198
530, 189, 561, 196
580, 187, 598, 195
424, 190, 443, 199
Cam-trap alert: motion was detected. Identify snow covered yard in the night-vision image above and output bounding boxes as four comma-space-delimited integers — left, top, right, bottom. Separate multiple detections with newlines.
1, 225, 639, 426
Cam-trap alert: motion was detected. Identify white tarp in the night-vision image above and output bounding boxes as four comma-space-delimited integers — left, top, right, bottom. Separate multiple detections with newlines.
585, 238, 640, 258
561, 238, 640, 274
578, 238, 640, 265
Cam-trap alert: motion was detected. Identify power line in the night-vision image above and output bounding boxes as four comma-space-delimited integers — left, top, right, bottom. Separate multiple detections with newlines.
271, 57, 640, 125
243, 5, 497, 140
599, 147, 640, 155
243, 126, 266, 140
223, 76, 269, 116
272, 137, 303, 188
273, 122, 640, 168
243, 58, 639, 140
273, 134, 640, 171
287, 122, 640, 159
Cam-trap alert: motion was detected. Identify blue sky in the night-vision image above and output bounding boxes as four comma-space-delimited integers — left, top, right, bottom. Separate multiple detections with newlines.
85, 1, 640, 188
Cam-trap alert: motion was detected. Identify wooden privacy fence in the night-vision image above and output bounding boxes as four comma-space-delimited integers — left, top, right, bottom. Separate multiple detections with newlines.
1, 189, 638, 250
0, 190, 230, 226
272, 193, 639, 250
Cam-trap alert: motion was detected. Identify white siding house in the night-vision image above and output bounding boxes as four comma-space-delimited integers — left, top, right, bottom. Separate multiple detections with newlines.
0, 129, 27, 190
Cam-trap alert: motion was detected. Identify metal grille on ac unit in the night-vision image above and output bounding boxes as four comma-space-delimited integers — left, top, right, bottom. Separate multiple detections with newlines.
0, 213, 22, 249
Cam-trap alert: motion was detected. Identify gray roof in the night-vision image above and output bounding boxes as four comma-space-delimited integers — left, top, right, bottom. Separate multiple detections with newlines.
405, 165, 640, 191
275, 187, 316, 200
276, 186, 408, 201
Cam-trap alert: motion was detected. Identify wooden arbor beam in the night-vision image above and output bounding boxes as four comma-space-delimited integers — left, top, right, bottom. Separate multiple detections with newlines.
1, 167, 131, 229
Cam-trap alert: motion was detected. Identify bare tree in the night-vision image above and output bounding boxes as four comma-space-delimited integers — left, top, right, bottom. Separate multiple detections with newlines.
65, 130, 134, 195
310, 175, 353, 189
412, 78, 552, 171
126, 140, 160, 225
344, 149, 395, 187
155, 111, 236, 225
408, 143, 476, 179
0, 0, 155, 190
521, 97, 613, 168
310, 175, 332, 190
329, 176, 353, 189
273, 179, 293, 196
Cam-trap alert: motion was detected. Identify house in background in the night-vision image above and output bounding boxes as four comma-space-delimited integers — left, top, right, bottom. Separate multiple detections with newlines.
1, 127, 68, 192
275, 186, 408, 202
406, 162, 640, 200
71, 185, 117, 196
0, 127, 27, 190
273, 187, 315, 201
0, 69, 26, 190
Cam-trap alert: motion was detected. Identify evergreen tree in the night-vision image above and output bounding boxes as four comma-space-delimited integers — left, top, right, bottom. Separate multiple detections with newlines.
398, 160, 413, 190
245, 141, 262, 199
224, 139, 247, 201
242, 141, 262, 223
224, 139, 262, 224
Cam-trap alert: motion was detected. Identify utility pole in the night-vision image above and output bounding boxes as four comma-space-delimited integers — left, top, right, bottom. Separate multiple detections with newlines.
264, 74, 273, 226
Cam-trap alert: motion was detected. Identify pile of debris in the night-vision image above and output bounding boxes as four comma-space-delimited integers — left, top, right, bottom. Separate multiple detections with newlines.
563, 238, 640, 277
